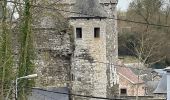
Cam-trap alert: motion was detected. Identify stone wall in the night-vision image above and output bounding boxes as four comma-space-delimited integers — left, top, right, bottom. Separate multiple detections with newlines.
70, 18, 108, 99
100, 2, 118, 97
32, 0, 118, 100
33, 6, 74, 87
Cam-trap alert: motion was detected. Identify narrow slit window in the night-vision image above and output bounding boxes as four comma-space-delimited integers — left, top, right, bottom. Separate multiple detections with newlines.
94, 28, 100, 38
76, 28, 82, 38
71, 74, 75, 81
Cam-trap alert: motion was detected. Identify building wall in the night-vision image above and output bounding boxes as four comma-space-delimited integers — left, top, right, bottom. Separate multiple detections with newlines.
100, 2, 118, 97
32, 6, 74, 87
118, 74, 145, 96
69, 0, 118, 99
70, 18, 108, 99
33, 0, 118, 99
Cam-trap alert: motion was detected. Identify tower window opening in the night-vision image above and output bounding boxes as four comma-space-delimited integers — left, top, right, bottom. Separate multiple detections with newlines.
71, 74, 75, 81
76, 28, 82, 38
94, 28, 100, 38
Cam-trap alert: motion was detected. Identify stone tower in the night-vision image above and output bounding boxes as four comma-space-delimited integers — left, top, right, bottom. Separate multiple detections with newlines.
33, 0, 118, 99
69, 0, 118, 99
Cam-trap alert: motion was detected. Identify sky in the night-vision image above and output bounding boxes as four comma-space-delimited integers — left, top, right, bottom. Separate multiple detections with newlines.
117, 0, 132, 11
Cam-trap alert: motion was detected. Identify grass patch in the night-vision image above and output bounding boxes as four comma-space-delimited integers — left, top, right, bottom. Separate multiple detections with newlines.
119, 56, 139, 63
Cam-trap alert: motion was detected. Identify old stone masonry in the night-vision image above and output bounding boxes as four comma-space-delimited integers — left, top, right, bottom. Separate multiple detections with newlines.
34, 0, 118, 100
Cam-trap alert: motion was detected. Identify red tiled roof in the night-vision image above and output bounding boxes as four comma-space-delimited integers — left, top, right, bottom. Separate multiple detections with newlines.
117, 66, 144, 84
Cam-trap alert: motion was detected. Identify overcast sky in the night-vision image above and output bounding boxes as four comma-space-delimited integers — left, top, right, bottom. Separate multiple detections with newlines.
117, 0, 132, 11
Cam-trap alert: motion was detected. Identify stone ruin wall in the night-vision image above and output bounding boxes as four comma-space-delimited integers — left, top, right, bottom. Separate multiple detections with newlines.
32, 0, 118, 99
32, 4, 74, 87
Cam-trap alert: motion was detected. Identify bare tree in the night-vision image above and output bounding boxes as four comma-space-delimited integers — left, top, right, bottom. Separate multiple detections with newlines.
118, 0, 168, 67
0, 0, 14, 99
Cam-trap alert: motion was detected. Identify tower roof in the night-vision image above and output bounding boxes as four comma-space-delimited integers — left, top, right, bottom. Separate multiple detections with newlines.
71, 0, 108, 18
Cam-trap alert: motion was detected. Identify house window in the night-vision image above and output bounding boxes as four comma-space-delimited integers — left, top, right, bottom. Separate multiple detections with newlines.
120, 88, 127, 95
94, 28, 100, 38
76, 28, 82, 38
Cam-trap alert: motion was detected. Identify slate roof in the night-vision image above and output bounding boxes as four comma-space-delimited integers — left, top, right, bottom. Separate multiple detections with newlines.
28, 87, 69, 100
153, 74, 167, 94
153, 67, 170, 94
151, 67, 170, 94
71, 0, 108, 18
117, 66, 144, 84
